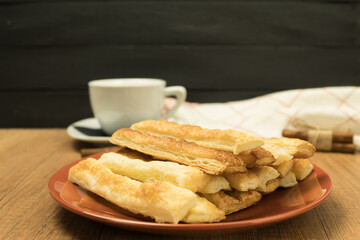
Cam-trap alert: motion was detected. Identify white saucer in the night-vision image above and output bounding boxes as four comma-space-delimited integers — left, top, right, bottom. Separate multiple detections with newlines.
66, 118, 111, 144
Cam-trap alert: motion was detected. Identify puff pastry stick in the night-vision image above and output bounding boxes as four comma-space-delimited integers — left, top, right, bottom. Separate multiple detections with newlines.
116, 147, 154, 161
273, 159, 294, 178
252, 166, 280, 192
182, 196, 226, 223
224, 171, 259, 192
292, 158, 314, 181
131, 120, 263, 154
263, 178, 280, 195
280, 171, 298, 188
98, 152, 230, 194
198, 175, 231, 194
238, 137, 315, 168
250, 147, 276, 166
110, 128, 247, 175
68, 158, 197, 224
260, 137, 316, 166
201, 190, 262, 215
236, 150, 258, 167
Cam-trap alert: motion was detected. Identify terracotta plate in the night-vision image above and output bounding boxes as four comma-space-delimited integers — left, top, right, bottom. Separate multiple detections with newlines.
48, 152, 332, 235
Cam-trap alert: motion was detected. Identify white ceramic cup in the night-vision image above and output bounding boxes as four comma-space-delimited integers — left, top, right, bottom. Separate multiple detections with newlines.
88, 78, 186, 135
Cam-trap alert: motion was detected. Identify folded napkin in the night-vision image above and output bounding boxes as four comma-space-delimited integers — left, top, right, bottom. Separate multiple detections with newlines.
165, 86, 360, 151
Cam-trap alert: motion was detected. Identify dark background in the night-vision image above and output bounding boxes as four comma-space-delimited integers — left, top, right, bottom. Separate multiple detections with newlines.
1, 0, 359, 127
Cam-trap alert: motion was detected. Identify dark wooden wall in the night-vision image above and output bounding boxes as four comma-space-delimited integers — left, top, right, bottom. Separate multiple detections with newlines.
1, 0, 359, 127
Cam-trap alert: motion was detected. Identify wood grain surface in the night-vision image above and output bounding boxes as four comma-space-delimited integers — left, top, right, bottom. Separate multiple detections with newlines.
0, 129, 359, 239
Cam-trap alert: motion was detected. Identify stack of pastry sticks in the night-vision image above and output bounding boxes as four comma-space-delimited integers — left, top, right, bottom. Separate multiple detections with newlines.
68, 120, 316, 224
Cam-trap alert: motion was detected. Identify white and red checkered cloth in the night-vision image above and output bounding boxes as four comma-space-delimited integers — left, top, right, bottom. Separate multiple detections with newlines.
165, 86, 360, 150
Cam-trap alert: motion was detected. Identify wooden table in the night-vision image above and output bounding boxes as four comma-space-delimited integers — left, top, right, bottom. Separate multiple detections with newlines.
1, 129, 359, 239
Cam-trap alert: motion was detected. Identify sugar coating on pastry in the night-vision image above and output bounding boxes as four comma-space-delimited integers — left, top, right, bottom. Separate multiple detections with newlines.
280, 171, 298, 188
131, 120, 263, 154
110, 128, 247, 175
201, 190, 262, 215
68, 158, 197, 224
292, 158, 314, 181
252, 166, 280, 192
224, 171, 259, 191
182, 196, 226, 223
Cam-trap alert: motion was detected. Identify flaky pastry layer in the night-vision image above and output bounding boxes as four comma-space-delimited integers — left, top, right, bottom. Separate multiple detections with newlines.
201, 190, 262, 215
68, 158, 197, 224
224, 171, 259, 192
98, 152, 204, 192
98, 152, 230, 194
274, 159, 294, 178
131, 120, 263, 154
182, 196, 226, 223
258, 137, 316, 166
110, 128, 246, 175
198, 175, 231, 194
280, 171, 298, 188
292, 158, 314, 181
252, 166, 280, 192
263, 178, 281, 195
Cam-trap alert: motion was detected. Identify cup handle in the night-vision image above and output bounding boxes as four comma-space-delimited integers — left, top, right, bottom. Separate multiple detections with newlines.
161, 86, 187, 119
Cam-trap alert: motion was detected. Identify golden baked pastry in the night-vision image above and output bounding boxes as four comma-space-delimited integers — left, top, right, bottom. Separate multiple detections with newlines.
224, 171, 259, 191
292, 158, 314, 181
182, 196, 226, 223
263, 178, 280, 194
66, 119, 317, 225
99, 152, 203, 192
110, 128, 247, 175
98, 152, 230, 194
250, 147, 276, 166
68, 158, 197, 224
131, 120, 263, 154
201, 190, 262, 215
252, 166, 280, 192
116, 147, 154, 160
260, 137, 316, 166
236, 150, 258, 167
198, 175, 231, 194
280, 171, 298, 188
235, 137, 315, 168
273, 159, 294, 178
